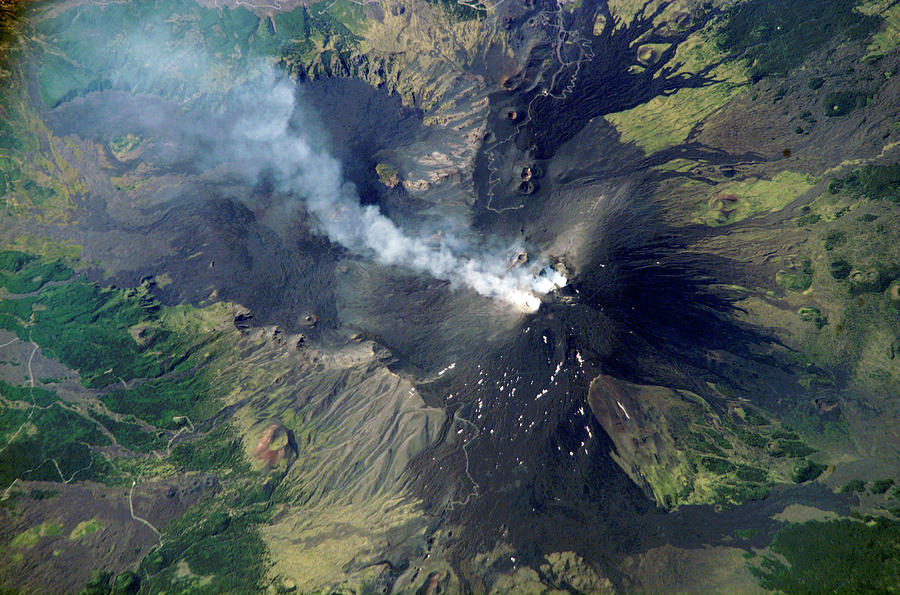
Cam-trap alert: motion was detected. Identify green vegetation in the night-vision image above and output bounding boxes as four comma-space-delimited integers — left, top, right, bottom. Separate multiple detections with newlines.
823, 90, 874, 117
113, 570, 140, 594
426, 0, 484, 21
28, 488, 58, 500
807, 77, 825, 90
0, 253, 230, 491
790, 460, 826, 483
69, 518, 103, 540
795, 212, 820, 227
766, 441, 786, 457
0, 250, 35, 271
33, 0, 255, 106
823, 230, 846, 251
3, 0, 893, 589
732, 426, 769, 448
709, 431, 732, 449
250, 10, 309, 58
29, 0, 359, 104
798, 306, 828, 329
872, 478, 896, 494
0, 250, 269, 589
81, 569, 113, 595
776, 258, 813, 291
695, 171, 816, 227
828, 178, 845, 194
0, 379, 58, 406
278, 0, 367, 79
701, 456, 736, 474
750, 518, 900, 593
0, 262, 172, 388
740, 408, 769, 426
0, 256, 224, 394
375, 162, 399, 187
830, 164, 900, 203
108, 134, 142, 157
734, 527, 760, 540
92, 412, 165, 453
717, 0, 881, 82
30, 0, 371, 106
101, 375, 213, 429
776, 270, 812, 291
171, 423, 249, 474
140, 502, 268, 593
674, 399, 822, 505
0, 0, 24, 70
736, 465, 768, 483
778, 439, 816, 458
771, 429, 800, 441
305, 0, 367, 39
830, 258, 852, 280
0, 69, 88, 218
0, 396, 113, 487
686, 431, 725, 456
841, 479, 867, 493
0, 253, 73, 293
10, 520, 63, 548
715, 482, 769, 503
781, 397, 849, 450
848, 267, 895, 295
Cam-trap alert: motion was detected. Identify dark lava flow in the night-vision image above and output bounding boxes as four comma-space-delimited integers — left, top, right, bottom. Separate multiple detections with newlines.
44, 77, 425, 333
40, 10, 848, 589
398, 2, 840, 587
398, 188, 812, 587
514, 0, 723, 161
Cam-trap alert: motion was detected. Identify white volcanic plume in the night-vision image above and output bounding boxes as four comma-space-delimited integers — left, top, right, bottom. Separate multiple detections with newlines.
230, 76, 565, 312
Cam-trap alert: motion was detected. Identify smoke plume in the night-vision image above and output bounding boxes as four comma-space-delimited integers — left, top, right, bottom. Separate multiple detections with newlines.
35, 2, 567, 311
225, 72, 565, 312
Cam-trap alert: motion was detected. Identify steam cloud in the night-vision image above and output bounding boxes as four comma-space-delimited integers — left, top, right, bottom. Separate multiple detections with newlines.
38, 5, 567, 311
225, 73, 566, 312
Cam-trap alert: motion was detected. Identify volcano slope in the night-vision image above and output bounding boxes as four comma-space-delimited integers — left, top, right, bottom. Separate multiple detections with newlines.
0, 0, 899, 592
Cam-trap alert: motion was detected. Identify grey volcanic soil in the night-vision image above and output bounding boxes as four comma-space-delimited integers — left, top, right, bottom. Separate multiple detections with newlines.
45, 78, 424, 333
36, 38, 855, 590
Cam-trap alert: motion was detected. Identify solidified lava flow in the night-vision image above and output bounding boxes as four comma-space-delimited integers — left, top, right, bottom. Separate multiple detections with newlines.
1, 0, 898, 593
